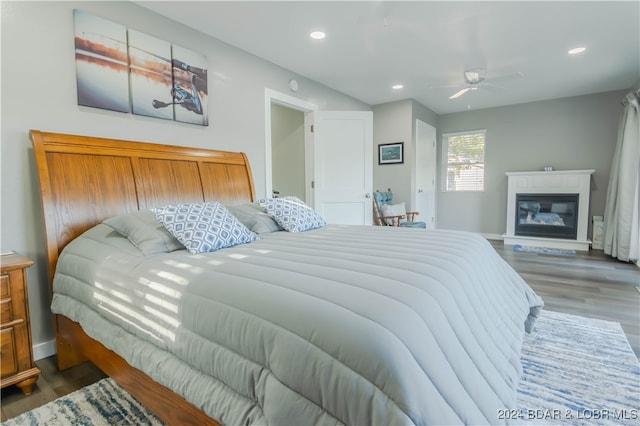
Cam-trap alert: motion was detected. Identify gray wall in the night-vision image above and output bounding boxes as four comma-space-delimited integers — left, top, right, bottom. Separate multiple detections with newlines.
372, 100, 413, 207
437, 90, 627, 237
372, 100, 439, 212
0, 0, 369, 356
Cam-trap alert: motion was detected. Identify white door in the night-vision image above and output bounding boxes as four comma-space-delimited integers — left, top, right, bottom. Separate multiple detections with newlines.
313, 111, 373, 225
415, 119, 437, 227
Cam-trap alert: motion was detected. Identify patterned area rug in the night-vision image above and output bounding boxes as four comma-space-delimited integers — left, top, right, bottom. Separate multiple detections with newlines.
1, 378, 163, 426
2, 311, 638, 425
513, 244, 577, 256
517, 310, 639, 425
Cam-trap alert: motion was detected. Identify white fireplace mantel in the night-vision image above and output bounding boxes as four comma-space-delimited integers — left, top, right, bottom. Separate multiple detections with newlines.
503, 169, 595, 251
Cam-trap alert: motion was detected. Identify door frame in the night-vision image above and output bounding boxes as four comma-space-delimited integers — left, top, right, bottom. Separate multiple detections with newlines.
414, 119, 437, 228
264, 88, 317, 203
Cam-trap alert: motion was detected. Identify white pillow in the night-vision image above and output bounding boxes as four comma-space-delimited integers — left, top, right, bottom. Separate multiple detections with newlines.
154, 202, 258, 254
257, 196, 326, 232
380, 202, 406, 225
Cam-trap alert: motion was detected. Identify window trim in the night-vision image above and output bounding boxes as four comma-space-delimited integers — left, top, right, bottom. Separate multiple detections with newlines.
441, 129, 486, 192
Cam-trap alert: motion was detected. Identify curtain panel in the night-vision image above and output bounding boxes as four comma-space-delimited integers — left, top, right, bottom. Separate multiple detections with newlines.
603, 91, 640, 262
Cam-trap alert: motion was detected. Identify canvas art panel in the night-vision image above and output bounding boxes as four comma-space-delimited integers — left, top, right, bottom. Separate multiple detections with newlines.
73, 10, 208, 126
74, 9, 130, 113
171, 45, 209, 126
128, 30, 173, 120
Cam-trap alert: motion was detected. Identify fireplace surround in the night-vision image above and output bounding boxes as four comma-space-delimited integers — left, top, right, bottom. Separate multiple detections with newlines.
504, 170, 594, 251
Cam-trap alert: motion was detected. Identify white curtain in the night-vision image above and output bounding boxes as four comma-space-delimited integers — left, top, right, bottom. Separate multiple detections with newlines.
603, 91, 640, 262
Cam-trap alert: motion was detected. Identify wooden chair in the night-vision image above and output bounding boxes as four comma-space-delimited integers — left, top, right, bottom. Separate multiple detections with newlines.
372, 189, 426, 228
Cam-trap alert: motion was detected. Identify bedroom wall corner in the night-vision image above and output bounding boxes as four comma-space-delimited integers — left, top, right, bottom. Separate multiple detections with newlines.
436, 90, 627, 236
372, 100, 414, 210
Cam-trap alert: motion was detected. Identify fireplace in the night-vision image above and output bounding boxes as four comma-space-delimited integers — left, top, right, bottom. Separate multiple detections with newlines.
515, 193, 578, 239
504, 170, 594, 251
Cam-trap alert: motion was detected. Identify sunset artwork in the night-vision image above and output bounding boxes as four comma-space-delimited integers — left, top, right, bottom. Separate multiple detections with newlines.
73, 10, 209, 125
74, 9, 130, 113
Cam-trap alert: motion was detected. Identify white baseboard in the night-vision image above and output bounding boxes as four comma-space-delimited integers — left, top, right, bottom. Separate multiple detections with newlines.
482, 233, 504, 241
33, 339, 56, 361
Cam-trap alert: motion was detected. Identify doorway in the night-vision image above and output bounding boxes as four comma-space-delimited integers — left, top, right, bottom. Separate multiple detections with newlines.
414, 119, 437, 227
271, 104, 305, 200
264, 89, 373, 225
264, 89, 316, 204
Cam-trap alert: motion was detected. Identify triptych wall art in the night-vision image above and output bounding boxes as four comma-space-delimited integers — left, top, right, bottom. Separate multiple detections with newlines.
74, 10, 209, 126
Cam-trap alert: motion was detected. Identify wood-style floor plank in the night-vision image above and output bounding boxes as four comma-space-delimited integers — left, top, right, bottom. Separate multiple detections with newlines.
2, 242, 638, 421
490, 241, 640, 358
1, 357, 106, 421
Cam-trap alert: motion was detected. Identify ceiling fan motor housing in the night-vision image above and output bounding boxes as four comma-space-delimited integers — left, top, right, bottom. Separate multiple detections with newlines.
464, 69, 486, 85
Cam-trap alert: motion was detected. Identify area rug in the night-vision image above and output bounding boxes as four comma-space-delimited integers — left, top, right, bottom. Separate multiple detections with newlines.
1, 378, 163, 426
513, 244, 577, 256
517, 310, 639, 425
3, 311, 638, 425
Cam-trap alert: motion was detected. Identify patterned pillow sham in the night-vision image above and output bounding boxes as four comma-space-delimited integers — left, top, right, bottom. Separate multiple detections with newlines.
154, 202, 258, 254
103, 210, 184, 255
257, 196, 326, 232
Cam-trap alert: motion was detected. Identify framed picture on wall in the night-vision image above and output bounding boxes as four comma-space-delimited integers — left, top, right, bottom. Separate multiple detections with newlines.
378, 142, 404, 165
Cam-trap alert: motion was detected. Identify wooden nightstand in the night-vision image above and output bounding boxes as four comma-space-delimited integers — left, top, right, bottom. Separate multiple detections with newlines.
1, 252, 41, 395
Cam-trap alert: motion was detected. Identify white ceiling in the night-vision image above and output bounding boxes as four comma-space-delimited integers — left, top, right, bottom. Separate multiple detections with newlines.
137, 1, 640, 114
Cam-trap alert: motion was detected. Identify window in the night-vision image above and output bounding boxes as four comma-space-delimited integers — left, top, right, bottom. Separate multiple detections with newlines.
442, 129, 486, 191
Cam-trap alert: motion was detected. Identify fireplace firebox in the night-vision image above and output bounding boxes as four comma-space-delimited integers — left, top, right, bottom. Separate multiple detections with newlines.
505, 170, 594, 251
515, 193, 579, 239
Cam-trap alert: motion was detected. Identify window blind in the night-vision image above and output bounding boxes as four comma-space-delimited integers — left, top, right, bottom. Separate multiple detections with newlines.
442, 130, 486, 191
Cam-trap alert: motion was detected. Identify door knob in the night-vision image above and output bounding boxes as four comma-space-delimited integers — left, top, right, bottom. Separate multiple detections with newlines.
365, 193, 371, 198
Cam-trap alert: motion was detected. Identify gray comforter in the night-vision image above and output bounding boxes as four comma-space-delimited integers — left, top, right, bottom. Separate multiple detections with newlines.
51, 224, 543, 425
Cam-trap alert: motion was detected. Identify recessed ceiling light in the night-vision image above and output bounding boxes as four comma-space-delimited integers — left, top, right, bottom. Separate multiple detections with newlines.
568, 47, 586, 55
310, 31, 326, 40
392, 84, 404, 90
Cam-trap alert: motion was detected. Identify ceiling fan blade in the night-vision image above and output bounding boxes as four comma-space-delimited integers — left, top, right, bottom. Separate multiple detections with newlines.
483, 83, 507, 92
449, 88, 471, 99
427, 83, 462, 90
489, 71, 524, 83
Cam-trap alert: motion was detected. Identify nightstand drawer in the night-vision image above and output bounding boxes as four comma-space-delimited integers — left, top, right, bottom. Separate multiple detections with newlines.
0, 327, 18, 378
0, 252, 39, 394
0, 274, 9, 298
0, 298, 12, 323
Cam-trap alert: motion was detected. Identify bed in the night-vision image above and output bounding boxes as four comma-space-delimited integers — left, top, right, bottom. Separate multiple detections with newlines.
32, 130, 544, 425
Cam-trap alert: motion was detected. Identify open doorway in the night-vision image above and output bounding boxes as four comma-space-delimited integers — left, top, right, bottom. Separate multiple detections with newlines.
264, 89, 373, 224
264, 89, 317, 204
271, 104, 305, 200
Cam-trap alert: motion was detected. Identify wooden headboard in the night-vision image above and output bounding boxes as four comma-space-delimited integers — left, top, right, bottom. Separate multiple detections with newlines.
31, 129, 256, 285
31, 129, 257, 425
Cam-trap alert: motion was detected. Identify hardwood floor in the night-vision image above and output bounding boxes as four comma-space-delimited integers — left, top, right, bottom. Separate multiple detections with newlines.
1, 242, 638, 421
1, 356, 106, 422
490, 241, 640, 358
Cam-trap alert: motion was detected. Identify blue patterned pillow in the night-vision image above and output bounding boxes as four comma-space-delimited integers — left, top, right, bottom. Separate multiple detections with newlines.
154, 202, 258, 254
257, 197, 326, 232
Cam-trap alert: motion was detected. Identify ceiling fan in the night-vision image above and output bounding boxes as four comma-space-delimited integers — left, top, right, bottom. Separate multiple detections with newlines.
448, 68, 524, 99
